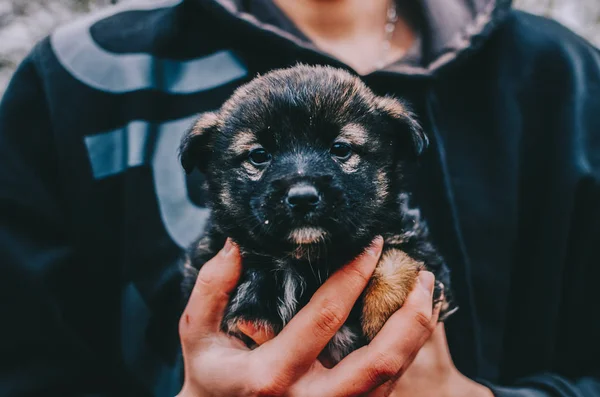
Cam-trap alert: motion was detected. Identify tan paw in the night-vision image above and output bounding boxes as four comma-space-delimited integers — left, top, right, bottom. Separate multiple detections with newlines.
361, 249, 424, 340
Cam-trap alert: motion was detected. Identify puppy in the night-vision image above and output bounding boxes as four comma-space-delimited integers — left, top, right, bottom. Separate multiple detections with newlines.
179, 65, 456, 363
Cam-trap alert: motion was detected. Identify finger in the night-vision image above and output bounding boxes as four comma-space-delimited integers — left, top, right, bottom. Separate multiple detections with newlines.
258, 237, 384, 377
322, 271, 436, 395
238, 320, 275, 345
363, 304, 444, 397
179, 239, 242, 344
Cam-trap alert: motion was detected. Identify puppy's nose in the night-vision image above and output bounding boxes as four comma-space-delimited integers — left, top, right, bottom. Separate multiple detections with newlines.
286, 184, 320, 210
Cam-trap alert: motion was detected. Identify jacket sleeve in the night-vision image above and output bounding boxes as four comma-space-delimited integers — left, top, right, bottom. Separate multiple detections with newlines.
480, 28, 600, 397
482, 373, 600, 396
0, 47, 136, 396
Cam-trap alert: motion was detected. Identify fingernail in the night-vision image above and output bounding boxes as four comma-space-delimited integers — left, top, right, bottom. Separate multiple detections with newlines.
365, 236, 383, 257
222, 238, 235, 256
418, 271, 435, 295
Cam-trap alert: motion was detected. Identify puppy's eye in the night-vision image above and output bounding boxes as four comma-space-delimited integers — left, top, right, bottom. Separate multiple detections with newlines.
330, 142, 353, 160
248, 148, 272, 165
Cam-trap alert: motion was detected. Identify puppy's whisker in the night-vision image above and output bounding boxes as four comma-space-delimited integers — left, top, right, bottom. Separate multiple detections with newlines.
307, 254, 318, 283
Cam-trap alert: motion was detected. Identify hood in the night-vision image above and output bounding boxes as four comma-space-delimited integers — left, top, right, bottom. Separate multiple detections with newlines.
199, 0, 513, 76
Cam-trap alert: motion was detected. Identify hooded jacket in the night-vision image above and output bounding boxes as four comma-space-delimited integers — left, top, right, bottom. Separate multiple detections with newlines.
0, 0, 599, 396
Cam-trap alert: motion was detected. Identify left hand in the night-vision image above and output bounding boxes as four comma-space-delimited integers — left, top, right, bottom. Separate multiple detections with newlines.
239, 316, 493, 397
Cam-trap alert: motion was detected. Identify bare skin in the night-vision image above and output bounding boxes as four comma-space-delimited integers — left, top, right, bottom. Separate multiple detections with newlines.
177, 238, 441, 397
242, 322, 493, 397
273, 0, 416, 75
368, 324, 494, 397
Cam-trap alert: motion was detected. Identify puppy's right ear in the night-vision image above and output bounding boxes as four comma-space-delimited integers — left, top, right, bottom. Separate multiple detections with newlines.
179, 112, 220, 174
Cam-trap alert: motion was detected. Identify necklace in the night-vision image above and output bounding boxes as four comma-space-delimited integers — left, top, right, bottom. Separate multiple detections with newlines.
376, 0, 398, 70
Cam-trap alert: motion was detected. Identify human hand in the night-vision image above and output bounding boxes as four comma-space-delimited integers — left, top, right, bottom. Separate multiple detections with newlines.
367, 323, 493, 397
178, 236, 438, 397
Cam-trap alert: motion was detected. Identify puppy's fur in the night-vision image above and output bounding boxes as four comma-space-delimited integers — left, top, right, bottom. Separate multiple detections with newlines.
179, 65, 456, 363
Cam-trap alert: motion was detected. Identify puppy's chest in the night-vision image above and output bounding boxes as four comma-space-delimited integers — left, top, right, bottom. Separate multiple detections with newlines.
231, 254, 358, 326
227, 254, 366, 362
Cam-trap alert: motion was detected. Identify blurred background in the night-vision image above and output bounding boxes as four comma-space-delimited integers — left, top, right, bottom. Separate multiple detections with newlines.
1, 0, 599, 96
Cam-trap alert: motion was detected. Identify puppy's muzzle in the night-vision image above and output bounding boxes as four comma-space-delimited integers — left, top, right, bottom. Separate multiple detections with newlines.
286, 183, 321, 212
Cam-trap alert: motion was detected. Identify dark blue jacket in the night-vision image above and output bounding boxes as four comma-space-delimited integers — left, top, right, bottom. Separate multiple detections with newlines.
1, 0, 599, 395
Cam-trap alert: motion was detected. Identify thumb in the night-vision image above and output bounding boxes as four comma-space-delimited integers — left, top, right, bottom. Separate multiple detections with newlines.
179, 238, 242, 344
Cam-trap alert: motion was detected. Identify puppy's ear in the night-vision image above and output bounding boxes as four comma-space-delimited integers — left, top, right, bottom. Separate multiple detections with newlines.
377, 97, 429, 157
179, 112, 220, 174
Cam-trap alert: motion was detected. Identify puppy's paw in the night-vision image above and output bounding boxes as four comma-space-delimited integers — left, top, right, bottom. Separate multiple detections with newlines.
224, 317, 278, 348
361, 249, 424, 341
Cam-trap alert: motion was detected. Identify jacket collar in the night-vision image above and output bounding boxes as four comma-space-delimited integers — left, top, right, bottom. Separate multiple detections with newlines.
198, 0, 513, 76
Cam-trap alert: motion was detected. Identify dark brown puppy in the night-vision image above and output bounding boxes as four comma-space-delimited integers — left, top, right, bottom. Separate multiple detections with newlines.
179, 65, 456, 363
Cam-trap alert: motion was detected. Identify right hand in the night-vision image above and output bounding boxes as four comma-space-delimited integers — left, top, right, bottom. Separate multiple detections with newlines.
177, 237, 438, 397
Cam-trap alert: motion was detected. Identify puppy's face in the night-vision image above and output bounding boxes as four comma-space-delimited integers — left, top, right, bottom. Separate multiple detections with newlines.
180, 66, 426, 256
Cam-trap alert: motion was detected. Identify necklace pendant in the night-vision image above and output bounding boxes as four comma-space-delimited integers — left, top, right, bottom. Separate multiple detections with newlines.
387, 5, 397, 20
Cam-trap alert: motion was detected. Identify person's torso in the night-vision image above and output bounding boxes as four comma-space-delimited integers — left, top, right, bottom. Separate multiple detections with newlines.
35, 0, 599, 394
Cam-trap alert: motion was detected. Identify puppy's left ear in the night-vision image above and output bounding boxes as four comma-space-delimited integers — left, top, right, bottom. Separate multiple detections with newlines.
179, 112, 220, 174
377, 97, 429, 157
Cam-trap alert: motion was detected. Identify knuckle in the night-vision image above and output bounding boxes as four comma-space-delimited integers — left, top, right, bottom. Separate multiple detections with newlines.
313, 300, 346, 338
342, 264, 371, 286
195, 266, 217, 289
366, 352, 402, 385
412, 309, 434, 333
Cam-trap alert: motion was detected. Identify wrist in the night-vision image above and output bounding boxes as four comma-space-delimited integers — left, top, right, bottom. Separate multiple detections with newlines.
448, 373, 494, 397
